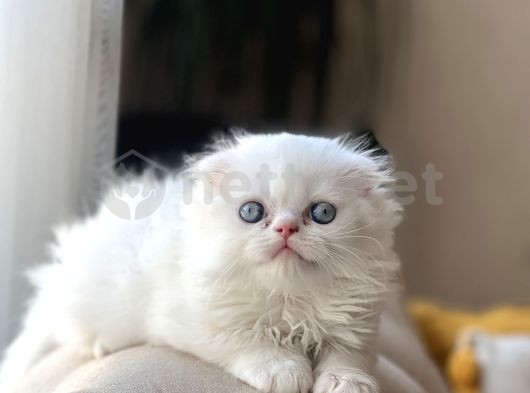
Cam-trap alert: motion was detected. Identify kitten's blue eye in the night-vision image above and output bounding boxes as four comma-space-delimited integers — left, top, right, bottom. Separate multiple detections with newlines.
310, 202, 336, 224
239, 201, 265, 223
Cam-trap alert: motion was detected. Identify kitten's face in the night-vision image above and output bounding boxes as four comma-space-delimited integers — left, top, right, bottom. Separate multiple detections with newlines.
184, 133, 401, 293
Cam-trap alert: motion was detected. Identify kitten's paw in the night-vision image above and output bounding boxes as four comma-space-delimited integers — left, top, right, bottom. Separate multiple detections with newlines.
228, 352, 313, 393
313, 370, 378, 393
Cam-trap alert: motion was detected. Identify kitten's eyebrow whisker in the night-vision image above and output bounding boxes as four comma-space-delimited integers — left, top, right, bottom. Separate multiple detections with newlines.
318, 186, 355, 192
331, 172, 388, 183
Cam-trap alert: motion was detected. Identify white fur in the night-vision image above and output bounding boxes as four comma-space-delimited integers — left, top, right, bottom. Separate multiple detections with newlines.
0, 133, 402, 393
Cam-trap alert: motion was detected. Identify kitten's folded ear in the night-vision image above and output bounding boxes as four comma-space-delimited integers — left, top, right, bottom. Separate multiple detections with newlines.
184, 151, 230, 188
338, 129, 389, 157
353, 129, 389, 158
183, 130, 243, 187
335, 129, 395, 195
336, 129, 394, 170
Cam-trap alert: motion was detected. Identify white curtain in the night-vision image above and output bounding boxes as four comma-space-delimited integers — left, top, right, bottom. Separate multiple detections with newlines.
0, 0, 123, 350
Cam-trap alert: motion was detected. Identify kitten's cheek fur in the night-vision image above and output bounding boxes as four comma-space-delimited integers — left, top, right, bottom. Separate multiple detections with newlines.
224, 347, 313, 393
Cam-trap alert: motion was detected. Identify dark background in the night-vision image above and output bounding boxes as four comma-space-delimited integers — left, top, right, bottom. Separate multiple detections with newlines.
117, 0, 378, 169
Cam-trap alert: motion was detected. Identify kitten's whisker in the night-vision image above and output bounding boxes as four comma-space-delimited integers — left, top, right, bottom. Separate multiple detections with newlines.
308, 245, 351, 285
327, 235, 385, 254
326, 225, 374, 237
322, 246, 379, 285
310, 245, 367, 284
210, 258, 242, 298
329, 249, 388, 290
325, 221, 356, 236
313, 256, 342, 286
327, 243, 378, 262
325, 220, 377, 237
323, 242, 365, 263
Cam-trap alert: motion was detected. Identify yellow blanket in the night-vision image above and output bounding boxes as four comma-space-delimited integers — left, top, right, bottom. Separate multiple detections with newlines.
409, 301, 530, 393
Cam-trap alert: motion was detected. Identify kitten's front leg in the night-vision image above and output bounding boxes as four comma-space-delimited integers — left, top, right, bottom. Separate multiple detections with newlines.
313, 349, 378, 393
223, 345, 313, 393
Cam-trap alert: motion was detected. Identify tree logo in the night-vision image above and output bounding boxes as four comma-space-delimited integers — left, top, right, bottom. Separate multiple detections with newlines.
100, 150, 169, 219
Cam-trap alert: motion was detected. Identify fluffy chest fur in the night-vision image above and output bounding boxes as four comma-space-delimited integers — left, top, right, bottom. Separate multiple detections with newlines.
198, 279, 381, 358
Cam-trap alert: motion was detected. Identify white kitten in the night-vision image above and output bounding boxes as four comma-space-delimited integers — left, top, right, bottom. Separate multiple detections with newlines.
0, 132, 402, 393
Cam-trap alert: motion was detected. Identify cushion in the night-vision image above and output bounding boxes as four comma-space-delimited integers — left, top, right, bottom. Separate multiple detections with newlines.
16, 299, 449, 393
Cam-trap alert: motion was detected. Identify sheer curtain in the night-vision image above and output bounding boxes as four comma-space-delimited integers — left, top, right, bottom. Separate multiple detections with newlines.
0, 0, 123, 350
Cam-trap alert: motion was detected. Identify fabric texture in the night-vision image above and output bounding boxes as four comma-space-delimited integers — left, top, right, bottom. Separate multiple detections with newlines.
409, 301, 530, 369
473, 333, 530, 393
16, 300, 449, 393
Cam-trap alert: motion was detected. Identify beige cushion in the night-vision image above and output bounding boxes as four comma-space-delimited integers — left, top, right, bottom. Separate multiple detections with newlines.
17, 300, 449, 393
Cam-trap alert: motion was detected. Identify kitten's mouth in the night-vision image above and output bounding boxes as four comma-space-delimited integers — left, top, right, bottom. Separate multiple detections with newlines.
272, 244, 304, 261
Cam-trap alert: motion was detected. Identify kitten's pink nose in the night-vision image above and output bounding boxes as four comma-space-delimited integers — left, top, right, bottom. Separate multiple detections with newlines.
274, 222, 299, 239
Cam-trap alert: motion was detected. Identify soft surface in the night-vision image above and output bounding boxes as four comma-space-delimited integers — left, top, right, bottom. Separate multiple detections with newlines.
474, 333, 530, 393
410, 300, 530, 393
16, 301, 449, 393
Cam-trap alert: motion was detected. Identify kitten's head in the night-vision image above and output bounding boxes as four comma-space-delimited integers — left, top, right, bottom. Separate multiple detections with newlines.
182, 132, 402, 294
